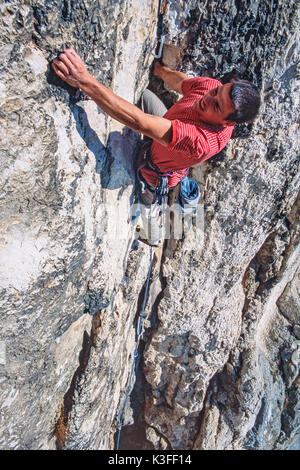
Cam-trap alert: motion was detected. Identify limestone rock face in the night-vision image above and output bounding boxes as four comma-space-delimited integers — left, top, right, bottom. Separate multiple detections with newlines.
0, 0, 157, 450
0, 0, 299, 451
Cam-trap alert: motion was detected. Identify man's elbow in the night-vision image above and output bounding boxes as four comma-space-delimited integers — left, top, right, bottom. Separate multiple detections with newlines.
174, 78, 185, 94
158, 126, 173, 147
136, 114, 173, 147
143, 124, 173, 147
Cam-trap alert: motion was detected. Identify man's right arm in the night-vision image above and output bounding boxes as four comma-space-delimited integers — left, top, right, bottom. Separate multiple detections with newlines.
153, 61, 188, 94
52, 48, 173, 147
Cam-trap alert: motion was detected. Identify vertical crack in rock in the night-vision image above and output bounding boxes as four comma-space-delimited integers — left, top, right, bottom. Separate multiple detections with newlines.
53, 309, 102, 450
117, 207, 185, 450
116, 243, 169, 449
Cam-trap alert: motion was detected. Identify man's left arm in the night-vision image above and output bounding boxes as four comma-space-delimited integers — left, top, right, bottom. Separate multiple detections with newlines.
52, 48, 173, 147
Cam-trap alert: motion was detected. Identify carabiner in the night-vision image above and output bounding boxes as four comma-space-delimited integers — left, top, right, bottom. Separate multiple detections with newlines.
153, 35, 165, 59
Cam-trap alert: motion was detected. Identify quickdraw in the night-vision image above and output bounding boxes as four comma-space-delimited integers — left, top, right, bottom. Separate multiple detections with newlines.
153, 35, 165, 60
161, 0, 169, 14
153, 0, 170, 59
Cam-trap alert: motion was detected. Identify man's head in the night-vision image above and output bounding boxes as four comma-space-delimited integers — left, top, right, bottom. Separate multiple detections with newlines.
193, 79, 261, 126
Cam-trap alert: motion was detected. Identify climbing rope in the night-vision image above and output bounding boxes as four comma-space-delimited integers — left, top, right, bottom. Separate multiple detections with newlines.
116, 246, 153, 450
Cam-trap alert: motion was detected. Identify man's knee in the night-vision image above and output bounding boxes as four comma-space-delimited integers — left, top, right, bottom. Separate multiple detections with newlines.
140, 89, 168, 117
142, 89, 157, 102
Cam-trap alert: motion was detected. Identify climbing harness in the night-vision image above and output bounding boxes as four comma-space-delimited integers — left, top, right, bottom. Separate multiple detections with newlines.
116, 246, 153, 450
135, 139, 193, 245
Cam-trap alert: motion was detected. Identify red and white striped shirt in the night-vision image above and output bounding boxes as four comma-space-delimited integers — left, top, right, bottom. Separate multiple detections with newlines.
140, 77, 234, 188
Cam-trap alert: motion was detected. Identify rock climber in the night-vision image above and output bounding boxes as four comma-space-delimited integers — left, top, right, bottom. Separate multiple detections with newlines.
52, 47, 261, 244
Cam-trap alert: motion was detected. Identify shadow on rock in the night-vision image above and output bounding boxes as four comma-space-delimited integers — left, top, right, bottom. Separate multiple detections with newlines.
48, 71, 141, 229
71, 104, 138, 191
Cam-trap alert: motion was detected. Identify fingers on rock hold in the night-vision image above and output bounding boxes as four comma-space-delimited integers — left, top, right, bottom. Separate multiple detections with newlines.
53, 58, 69, 75
58, 52, 73, 69
52, 61, 66, 80
64, 47, 77, 57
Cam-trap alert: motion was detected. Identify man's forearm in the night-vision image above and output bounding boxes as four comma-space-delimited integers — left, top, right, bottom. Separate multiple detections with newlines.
78, 74, 173, 147
80, 74, 144, 131
155, 64, 188, 94
51, 48, 173, 146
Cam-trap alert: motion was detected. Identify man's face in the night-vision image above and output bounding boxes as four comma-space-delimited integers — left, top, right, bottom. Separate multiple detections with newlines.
193, 83, 236, 126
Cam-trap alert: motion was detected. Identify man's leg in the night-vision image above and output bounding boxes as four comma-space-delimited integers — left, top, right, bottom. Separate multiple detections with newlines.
139, 89, 168, 117
135, 90, 168, 246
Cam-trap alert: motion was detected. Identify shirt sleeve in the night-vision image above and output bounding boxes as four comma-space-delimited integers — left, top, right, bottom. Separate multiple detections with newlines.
167, 119, 211, 162
181, 77, 222, 96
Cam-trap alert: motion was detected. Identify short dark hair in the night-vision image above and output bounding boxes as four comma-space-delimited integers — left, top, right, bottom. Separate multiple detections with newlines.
227, 79, 261, 124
